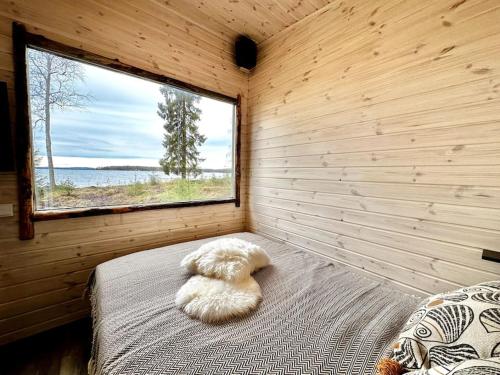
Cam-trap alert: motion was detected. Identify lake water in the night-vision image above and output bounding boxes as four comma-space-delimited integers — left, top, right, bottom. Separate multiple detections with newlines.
35, 168, 229, 188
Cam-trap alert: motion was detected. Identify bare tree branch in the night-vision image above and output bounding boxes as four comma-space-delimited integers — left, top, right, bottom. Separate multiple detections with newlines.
28, 48, 92, 191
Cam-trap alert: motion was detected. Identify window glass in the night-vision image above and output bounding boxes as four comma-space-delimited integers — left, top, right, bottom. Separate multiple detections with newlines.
27, 48, 235, 211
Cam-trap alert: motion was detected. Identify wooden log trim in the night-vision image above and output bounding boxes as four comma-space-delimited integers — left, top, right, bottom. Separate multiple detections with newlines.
32, 199, 237, 221
12, 22, 242, 238
235, 94, 242, 208
24, 31, 237, 104
13, 22, 35, 240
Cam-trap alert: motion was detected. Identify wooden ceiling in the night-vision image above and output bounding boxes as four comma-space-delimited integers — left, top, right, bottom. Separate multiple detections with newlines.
163, 0, 334, 44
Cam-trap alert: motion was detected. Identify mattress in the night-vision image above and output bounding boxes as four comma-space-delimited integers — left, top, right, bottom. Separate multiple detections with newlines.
89, 232, 421, 375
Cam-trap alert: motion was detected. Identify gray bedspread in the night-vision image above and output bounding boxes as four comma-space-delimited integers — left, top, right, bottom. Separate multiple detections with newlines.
89, 232, 421, 375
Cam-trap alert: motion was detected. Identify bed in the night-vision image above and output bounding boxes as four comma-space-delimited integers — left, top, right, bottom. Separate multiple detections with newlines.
88, 232, 421, 375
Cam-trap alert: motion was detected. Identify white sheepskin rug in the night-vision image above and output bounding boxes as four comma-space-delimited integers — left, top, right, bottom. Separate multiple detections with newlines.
176, 238, 270, 322
176, 275, 262, 323
180, 237, 270, 282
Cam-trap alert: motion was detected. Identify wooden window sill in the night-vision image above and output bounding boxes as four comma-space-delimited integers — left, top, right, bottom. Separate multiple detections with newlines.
32, 198, 238, 221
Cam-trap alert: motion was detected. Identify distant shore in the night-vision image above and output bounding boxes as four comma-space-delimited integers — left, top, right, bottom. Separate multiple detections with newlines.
36, 175, 233, 210
36, 166, 231, 173
35, 167, 231, 188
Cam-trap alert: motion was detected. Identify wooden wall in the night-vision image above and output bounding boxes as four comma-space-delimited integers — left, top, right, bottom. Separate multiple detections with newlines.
166, 0, 335, 44
248, 0, 500, 296
0, 0, 248, 344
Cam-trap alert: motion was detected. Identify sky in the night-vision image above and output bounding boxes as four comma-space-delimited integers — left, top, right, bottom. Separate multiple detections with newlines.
30, 49, 234, 169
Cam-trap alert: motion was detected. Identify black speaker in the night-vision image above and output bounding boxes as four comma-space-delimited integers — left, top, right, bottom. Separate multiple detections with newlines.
235, 35, 257, 71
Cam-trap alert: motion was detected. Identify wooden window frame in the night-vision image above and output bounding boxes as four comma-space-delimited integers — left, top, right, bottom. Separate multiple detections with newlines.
12, 23, 241, 240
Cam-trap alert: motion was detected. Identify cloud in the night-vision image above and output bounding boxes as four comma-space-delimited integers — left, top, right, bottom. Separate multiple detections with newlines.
31, 54, 234, 169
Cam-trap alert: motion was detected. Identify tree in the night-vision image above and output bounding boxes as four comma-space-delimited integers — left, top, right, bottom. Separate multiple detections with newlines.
28, 49, 90, 191
157, 86, 206, 179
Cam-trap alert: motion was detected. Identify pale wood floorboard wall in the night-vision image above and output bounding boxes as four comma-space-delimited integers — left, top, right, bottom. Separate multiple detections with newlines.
0, 0, 248, 345
247, 0, 500, 296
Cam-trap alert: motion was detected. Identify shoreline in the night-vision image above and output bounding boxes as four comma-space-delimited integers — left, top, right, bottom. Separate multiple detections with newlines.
36, 176, 233, 210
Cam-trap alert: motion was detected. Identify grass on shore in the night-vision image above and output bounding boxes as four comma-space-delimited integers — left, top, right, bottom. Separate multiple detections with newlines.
36, 176, 233, 210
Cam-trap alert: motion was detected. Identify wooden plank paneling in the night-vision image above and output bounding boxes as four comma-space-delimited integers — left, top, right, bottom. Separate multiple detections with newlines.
164, 0, 334, 44
250, 186, 500, 234
248, 0, 500, 295
249, 177, 500, 209
0, 0, 248, 344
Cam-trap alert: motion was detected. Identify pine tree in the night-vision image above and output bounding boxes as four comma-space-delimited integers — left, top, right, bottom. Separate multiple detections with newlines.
158, 86, 206, 179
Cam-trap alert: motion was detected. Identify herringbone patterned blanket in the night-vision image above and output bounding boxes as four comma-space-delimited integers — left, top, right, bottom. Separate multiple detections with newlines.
89, 232, 421, 374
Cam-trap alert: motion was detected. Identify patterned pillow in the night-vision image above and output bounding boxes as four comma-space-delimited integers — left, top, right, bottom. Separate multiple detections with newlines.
389, 281, 500, 372
405, 357, 500, 374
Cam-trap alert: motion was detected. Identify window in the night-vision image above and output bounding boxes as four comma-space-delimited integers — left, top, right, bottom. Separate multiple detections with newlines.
24, 45, 239, 214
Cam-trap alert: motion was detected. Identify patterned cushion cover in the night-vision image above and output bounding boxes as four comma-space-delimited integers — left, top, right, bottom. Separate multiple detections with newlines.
389, 281, 500, 372
406, 357, 500, 375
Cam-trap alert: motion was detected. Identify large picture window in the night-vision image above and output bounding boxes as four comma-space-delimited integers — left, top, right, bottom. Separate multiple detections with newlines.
13, 24, 240, 239
28, 47, 236, 211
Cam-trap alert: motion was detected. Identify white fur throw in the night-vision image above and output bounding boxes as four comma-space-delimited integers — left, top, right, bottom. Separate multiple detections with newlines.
175, 275, 262, 323
177, 238, 270, 322
180, 238, 270, 282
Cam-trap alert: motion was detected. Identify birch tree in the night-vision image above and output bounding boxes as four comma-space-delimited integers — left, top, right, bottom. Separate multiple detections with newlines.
28, 49, 90, 190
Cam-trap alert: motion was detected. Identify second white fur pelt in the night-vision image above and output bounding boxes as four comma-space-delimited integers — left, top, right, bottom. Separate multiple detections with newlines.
176, 238, 270, 323
175, 275, 262, 323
